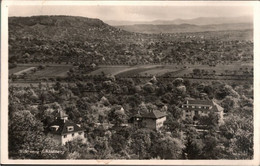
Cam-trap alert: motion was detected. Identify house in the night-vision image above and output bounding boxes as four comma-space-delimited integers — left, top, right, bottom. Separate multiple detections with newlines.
181, 99, 224, 124
48, 110, 85, 145
128, 110, 167, 131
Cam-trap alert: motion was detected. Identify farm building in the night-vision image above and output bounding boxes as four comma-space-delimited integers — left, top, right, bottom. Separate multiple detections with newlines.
128, 110, 167, 131
47, 110, 85, 145
181, 99, 224, 124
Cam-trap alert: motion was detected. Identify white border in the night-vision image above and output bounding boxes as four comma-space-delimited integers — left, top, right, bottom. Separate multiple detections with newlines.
2, 1, 257, 6
1, 1, 260, 165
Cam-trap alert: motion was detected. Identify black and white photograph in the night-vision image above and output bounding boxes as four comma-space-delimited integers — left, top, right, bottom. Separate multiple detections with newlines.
1, 1, 259, 165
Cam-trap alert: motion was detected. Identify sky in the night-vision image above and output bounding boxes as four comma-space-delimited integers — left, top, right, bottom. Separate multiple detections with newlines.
8, 2, 254, 21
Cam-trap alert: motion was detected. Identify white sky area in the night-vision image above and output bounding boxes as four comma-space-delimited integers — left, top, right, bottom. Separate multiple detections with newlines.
8, 3, 253, 21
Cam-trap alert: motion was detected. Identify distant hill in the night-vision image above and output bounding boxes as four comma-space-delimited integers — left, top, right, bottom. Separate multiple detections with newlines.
9, 15, 132, 42
117, 23, 253, 34
105, 16, 253, 26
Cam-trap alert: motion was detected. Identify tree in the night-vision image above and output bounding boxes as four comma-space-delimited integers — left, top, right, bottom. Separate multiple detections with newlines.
193, 69, 201, 76
143, 83, 155, 94
130, 129, 152, 159
64, 137, 90, 159
198, 111, 219, 130
110, 127, 131, 153
108, 105, 127, 126
183, 137, 204, 159
221, 96, 235, 113
173, 78, 184, 87
9, 110, 64, 159
93, 136, 113, 159
219, 114, 253, 159
201, 134, 223, 159
151, 135, 184, 159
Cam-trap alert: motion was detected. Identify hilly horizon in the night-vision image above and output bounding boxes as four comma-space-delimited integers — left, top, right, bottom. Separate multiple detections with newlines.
117, 23, 253, 34
9, 15, 253, 36
105, 16, 253, 26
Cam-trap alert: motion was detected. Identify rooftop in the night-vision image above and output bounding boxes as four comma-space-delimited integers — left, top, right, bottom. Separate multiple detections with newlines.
183, 99, 223, 112
141, 110, 167, 119
49, 119, 84, 135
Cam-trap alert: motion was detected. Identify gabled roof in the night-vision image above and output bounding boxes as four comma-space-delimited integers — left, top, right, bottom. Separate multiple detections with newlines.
212, 101, 224, 112
133, 113, 142, 118
49, 119, 84, 135
141, 110, 167, 119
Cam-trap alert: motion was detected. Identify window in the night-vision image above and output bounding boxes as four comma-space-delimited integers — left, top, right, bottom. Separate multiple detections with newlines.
67, 126, 74, 131
72, 133, 74, 137
63, 135, 67, 138
50, 125, 59, 131
195, 110, 198, 115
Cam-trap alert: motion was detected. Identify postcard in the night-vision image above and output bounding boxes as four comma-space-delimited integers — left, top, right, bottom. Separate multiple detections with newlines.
1, 1, 259, 165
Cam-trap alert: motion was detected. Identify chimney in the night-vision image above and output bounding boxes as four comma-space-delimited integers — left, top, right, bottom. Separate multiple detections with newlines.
62, 116, 68, 123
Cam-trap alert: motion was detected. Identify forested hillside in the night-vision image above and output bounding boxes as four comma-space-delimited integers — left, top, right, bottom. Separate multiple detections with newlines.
9, 16, 253, 66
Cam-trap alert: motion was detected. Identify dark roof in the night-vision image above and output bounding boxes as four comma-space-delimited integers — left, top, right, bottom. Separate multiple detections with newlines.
133, 113, 142, 118
49, 119, 84, 135
141, 110, 167, 119
186, 100, 213, 106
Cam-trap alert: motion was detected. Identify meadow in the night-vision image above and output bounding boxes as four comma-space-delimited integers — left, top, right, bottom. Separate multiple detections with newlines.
32, 66, 72, 78
9, 66, 35, 75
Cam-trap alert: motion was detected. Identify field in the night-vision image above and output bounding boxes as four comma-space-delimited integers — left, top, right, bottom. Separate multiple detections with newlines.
9, 66, 36, 75
9, 64, 73, 78
32, 66, 72, 78
88, 62, 253, 78
138, 68, 178, 76
88, 66, 130, 76
88, 65, 181, 77
10, 62, 253, 85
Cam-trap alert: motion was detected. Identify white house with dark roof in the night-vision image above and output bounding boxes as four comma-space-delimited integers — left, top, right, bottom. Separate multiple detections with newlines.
48, 110, 85, 145
128, 110, 167, 131
181, 99, 224, 124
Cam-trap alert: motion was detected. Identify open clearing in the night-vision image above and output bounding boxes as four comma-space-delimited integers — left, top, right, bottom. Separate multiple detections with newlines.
10, 62, 253, 82
32, 66, 72, 77
88, 66, 130, 76
9, 66, 36, 75
87, 62, 253, 78
139, 68, 176, 76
